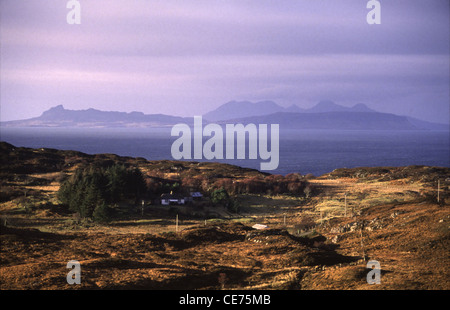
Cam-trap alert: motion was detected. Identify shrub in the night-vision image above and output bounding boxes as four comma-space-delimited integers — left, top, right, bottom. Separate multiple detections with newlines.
227, 199, 240, 213
303, 185, 312, 198
210, 188, 231, 206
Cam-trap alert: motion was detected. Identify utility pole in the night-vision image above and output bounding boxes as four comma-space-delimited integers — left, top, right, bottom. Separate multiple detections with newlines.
437, 179, 440, 203
344, 192, 347, 217
360, 227, 365, 262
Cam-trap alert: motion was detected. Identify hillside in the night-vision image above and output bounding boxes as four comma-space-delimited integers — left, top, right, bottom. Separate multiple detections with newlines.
0, 143, 449, 290
0, 141, 268, 179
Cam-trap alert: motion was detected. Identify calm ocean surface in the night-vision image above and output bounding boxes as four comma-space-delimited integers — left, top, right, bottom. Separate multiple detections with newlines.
1, 127, 449, 176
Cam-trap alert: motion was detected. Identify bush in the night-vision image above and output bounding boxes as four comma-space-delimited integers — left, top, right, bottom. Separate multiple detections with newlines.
227, 199, 240, 213
210, 188, 230, 206
210, 187, 240, 213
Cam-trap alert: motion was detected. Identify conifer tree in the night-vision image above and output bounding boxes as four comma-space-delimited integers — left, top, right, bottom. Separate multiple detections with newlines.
57, 163, 147, 222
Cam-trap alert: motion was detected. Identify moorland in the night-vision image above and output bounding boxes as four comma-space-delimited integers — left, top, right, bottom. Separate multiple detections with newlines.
0, 142, 448, 290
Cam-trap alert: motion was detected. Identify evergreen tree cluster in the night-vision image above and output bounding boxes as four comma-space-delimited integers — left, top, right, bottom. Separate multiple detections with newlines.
57, 164, 146, 222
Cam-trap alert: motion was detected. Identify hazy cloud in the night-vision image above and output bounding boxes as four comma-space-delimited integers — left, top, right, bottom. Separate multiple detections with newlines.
1, 0, 449, 123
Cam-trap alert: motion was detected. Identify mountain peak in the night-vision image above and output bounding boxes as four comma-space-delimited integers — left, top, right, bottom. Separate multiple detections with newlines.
40, 105, 66, 118
48, 104, 65, 111
308, 100, 347, 113
351, 103, 375, 112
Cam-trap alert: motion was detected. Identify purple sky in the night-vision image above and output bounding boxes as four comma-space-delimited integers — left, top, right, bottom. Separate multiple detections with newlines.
1, 0, 449, 123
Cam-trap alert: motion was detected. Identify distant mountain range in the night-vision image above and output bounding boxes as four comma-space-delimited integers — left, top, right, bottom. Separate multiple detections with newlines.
203, 100, 377, 121
1, 101, 447, 131
205, 100, 447, 131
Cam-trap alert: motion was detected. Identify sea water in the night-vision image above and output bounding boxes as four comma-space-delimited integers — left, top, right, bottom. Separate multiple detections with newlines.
1, 127, 448, 176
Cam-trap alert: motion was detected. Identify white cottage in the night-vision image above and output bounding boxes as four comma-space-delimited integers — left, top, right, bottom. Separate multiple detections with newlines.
161, 193, 186, 205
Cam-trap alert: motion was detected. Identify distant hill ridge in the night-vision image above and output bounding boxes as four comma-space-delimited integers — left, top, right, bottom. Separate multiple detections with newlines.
203, 100, 447, 130
220, 111, 417, 130
2, 105, 193, 128
39, 105, 189, 123
1, 101, 447, 130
